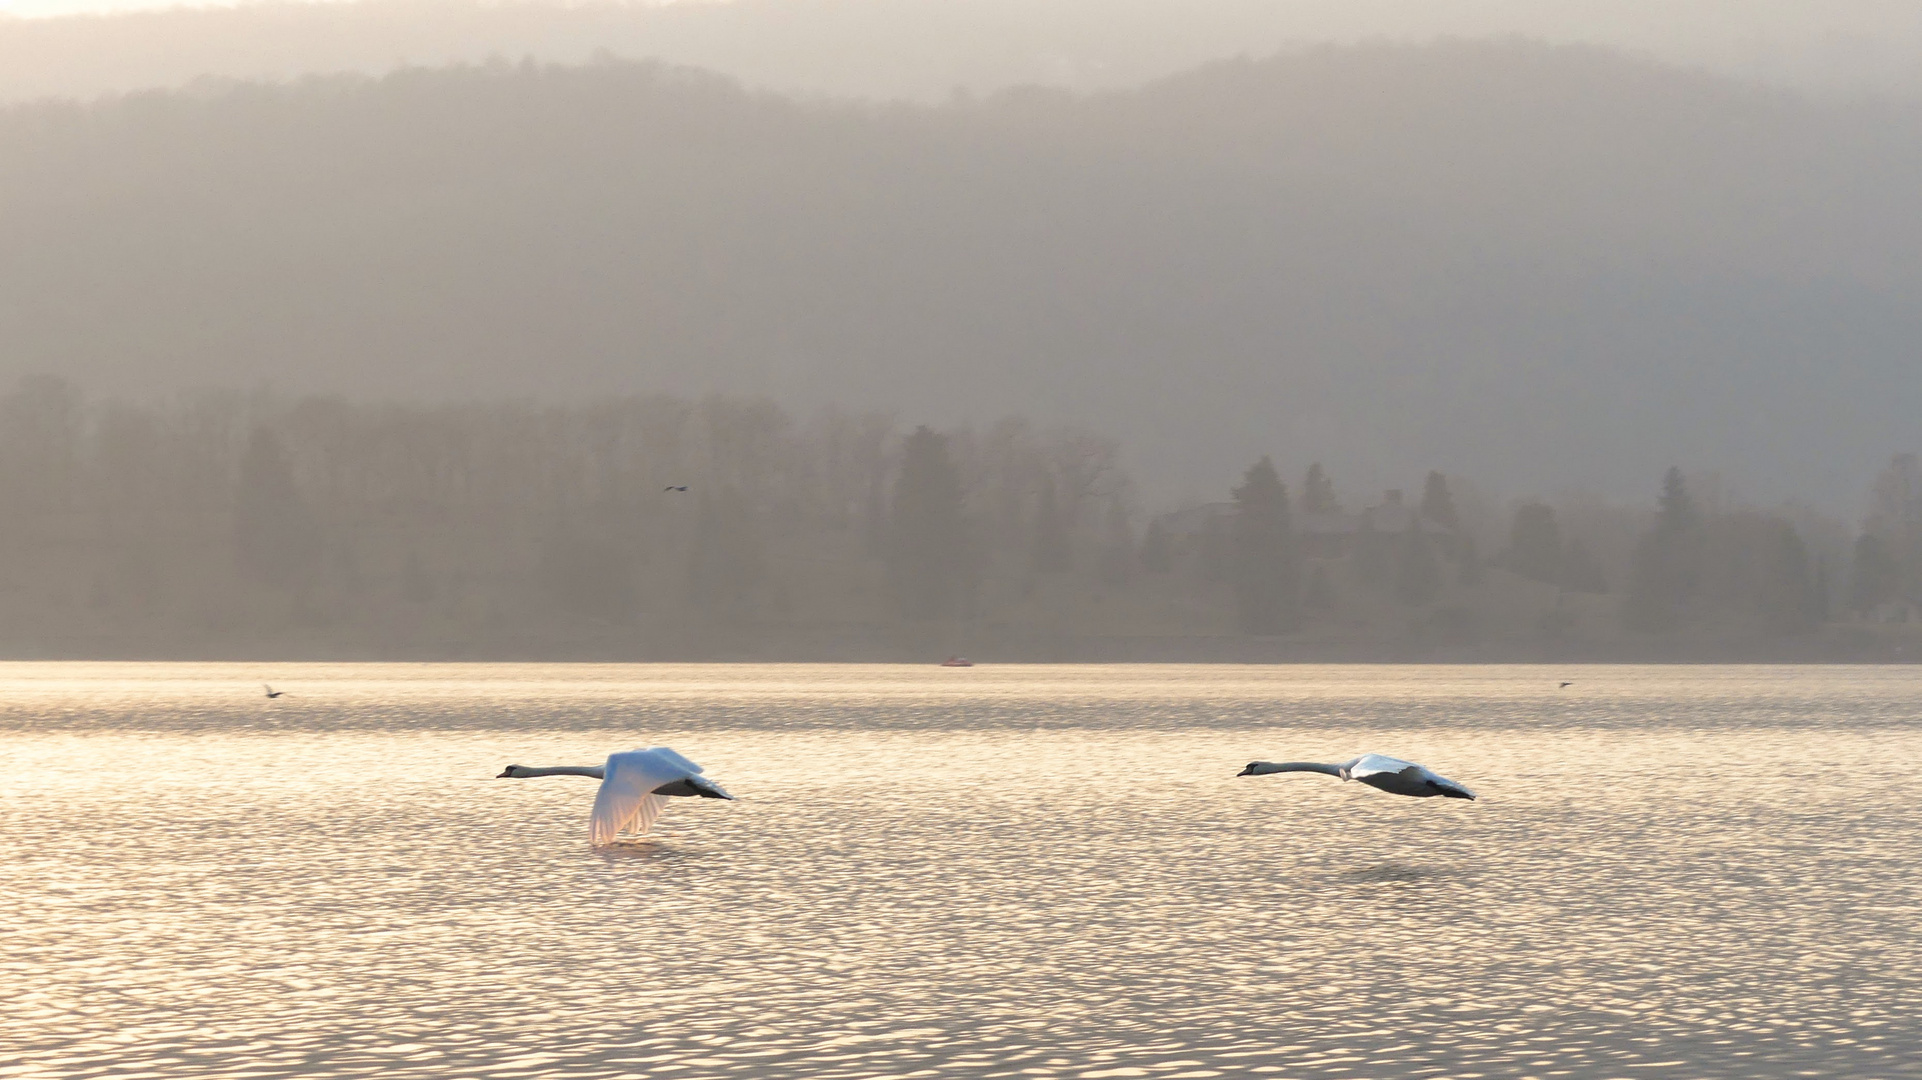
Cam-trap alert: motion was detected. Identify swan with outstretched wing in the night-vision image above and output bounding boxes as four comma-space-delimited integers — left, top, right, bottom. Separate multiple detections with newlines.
1238, 753, 1475, 800
498, 746, 734, 845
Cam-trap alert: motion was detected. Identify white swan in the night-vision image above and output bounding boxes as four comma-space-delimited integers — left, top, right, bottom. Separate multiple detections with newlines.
498, 746, 734, 845
1238, 753, 1476, 800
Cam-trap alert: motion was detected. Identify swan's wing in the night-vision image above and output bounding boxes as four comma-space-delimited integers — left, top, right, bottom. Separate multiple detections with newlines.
1347, 754, 1418, 780
1417, 766, 1476, 800
589, 751, 684, 845
590, 790, 667, 845
641, 746, 705, 775
685, 774, 734, 800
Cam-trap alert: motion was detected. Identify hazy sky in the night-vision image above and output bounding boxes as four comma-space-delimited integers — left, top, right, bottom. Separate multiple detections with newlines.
7, 0, 1920, 48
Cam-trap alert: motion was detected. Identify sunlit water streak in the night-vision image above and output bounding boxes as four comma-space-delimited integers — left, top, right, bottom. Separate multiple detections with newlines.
3, 663, 1920, 1078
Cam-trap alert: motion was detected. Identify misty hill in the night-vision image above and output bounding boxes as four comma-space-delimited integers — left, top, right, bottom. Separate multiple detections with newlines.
3, 41, 1921, 502
9, 0, 1922, 106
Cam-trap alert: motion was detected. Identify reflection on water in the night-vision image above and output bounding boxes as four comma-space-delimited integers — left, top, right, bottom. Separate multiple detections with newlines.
1339, 861, 1449, 884
4, 663, 1921, 1078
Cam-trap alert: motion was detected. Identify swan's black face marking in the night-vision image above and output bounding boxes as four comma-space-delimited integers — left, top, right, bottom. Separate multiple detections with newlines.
497, 765, 520, 778
1237, 763, 1259, 776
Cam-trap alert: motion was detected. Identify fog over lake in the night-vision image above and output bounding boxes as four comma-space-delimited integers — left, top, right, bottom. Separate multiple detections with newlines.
5, 40, 1922, 505
6, 5, 1918, 1078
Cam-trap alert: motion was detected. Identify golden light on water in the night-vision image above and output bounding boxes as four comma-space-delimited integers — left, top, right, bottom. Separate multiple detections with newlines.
4, 664, 1919, 1077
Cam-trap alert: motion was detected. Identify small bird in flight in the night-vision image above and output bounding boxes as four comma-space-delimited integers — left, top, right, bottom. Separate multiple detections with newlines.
264, 685, 288, 699
1559, 681, 1573, 688
664, 485, 688, 492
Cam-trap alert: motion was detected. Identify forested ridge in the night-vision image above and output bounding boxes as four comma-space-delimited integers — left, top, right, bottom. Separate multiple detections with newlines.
3, 42, 1921, 500
7, 41, 1922, 656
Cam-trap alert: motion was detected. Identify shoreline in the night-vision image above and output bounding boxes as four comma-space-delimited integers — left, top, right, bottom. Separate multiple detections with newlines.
1, 625, 1915, 664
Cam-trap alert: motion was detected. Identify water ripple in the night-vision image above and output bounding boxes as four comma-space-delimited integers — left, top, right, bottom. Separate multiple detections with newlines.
3, 663, 1921, 1078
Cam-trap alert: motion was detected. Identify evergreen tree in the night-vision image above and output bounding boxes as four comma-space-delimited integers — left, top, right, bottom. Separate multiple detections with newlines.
1657, 465, 1698, 534
1230, 456, 1299, 633
1419, 471, 1458, 530
233, 425, 318, 587
1395, 521, 1441, 606
1626, 467, 1705, 632
888, 426, 972, 620
1138, 519, 1173, 573
1032, 473, 1072, 573
1301, 462, 1340, 515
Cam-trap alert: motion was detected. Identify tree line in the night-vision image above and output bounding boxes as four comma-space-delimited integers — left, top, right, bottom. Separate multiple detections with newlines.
0, 376, 1899, 657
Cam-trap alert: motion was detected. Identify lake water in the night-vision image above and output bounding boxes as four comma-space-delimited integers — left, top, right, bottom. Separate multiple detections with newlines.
4, 663, 1921, 1079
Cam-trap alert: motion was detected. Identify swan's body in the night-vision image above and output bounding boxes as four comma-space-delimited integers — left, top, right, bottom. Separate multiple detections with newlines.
1238, 753, 1475, 800
498, 747, 733, 844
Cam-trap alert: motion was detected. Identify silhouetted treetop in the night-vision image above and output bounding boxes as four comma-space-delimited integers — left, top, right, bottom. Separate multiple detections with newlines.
1420, 471, 1458, 531
888, 426, 973, 621
1302, 462, 1339, 515
1230, 456, 1298, 634
1657, 467, 1699, 535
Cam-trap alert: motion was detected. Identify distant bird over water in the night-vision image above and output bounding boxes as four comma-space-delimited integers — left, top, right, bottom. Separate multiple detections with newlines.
498, 746, 733, 845
1559, 681, 1574, 688
263, 684, 287, 699
1239, 754, 1476, 800
664, 485, 688, 492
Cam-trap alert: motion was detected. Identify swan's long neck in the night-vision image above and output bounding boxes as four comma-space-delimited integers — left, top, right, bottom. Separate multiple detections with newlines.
502, 765, 605, 779
1243, 761, 1345, 777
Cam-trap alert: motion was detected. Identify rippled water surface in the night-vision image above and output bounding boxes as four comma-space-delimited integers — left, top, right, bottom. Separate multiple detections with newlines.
5, 663, 1922, 1079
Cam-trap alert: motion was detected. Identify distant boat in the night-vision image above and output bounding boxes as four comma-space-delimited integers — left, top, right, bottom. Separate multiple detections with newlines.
940, 656, 974, 667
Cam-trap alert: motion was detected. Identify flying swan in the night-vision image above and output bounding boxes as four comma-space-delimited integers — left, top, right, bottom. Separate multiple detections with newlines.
1238, 754, 1476, 800
498, 746, 734, 844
